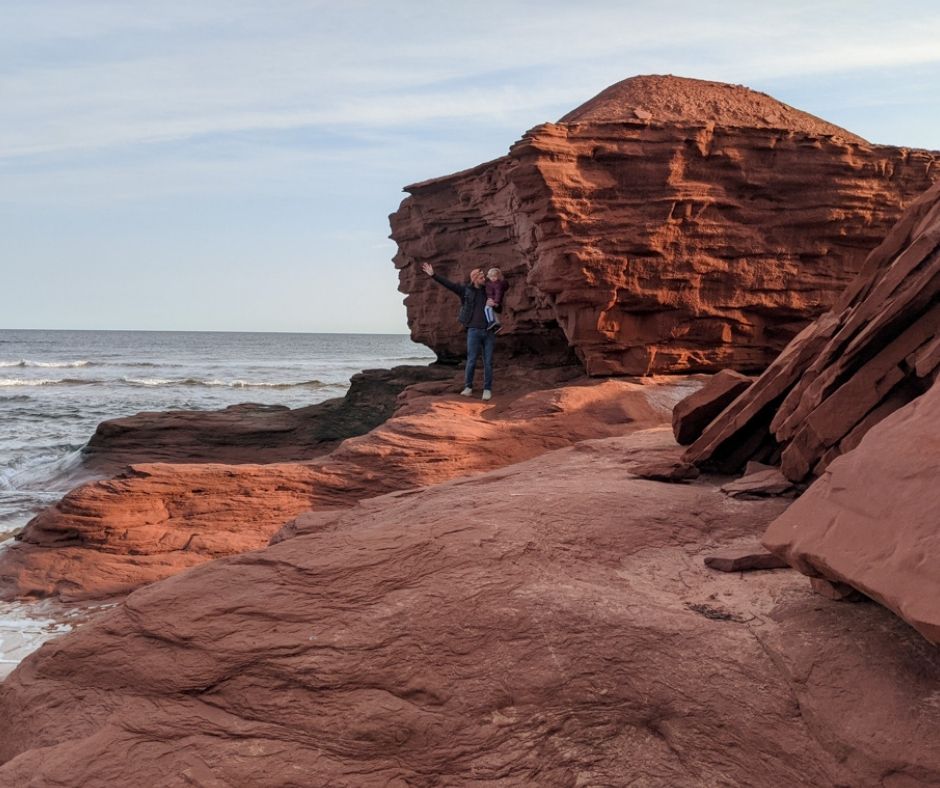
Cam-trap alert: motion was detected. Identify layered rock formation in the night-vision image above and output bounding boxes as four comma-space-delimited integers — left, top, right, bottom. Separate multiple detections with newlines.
2, 428, 939, 786
391, 75, 939, 375
0, 371, 695, 600
685, 179, 940, 477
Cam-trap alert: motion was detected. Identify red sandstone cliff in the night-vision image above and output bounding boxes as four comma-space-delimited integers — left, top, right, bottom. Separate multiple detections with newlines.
391, 75, 939, 375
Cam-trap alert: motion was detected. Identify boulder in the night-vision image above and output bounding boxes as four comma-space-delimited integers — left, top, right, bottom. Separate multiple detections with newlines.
672, 369, 752, 444
392, 75, 940, 375
763, 380, 940, 643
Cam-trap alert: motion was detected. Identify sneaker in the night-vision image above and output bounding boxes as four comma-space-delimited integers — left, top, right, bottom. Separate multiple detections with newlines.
482, 390, 492, 401
493, 324, 504, 335
486, 321, 497, 331
460, 387, 473, 396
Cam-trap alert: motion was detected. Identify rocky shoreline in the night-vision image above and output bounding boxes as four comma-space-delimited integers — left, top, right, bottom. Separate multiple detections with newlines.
1, 408, 938, 785
1, 74, 938, 786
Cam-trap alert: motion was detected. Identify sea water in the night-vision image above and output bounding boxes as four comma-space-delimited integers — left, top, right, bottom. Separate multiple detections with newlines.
0, 329, 434, 536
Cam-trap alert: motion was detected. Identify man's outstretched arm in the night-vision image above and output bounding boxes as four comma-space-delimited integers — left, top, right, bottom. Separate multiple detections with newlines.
421, 262, 463, 297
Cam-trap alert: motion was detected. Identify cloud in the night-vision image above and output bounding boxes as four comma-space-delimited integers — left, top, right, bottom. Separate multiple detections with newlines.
3, 1, 939, 162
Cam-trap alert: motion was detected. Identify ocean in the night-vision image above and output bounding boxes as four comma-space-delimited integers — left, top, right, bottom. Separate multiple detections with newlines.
0, 329, 435, 536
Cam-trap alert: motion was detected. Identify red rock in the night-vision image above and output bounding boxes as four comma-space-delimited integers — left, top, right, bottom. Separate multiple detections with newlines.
685, 179, 940, 478
764, 381, 940, 643
1, 430, 938, 785
0, 374, 688, 601
704, 548, 789, 572
810, 578, 866, 602
391, 75, 940, 375
628, 459, 700, 482
720, 467, 796, 498
672, 369, 752, 444
81, 365, 450, 475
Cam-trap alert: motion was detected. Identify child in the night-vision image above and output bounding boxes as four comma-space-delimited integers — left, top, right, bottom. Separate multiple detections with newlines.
484, 267, 508, 333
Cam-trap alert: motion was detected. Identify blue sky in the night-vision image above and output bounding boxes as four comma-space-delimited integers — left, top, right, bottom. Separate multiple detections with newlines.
3, 1, 939, 333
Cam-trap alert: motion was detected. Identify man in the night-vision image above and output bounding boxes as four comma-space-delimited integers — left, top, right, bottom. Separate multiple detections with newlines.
421, 262, 495, 400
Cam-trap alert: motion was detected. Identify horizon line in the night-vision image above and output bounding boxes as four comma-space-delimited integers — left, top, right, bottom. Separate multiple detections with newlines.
0, 327, 416, 337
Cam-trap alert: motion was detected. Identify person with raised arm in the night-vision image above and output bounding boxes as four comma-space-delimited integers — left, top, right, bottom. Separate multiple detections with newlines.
421, 262, 497, 401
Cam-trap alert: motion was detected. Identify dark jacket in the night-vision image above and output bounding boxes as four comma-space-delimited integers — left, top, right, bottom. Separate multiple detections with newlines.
485, 279, 508, 309
432, 274, 488, 329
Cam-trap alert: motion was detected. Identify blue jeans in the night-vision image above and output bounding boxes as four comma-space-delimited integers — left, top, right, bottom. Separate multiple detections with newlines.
465, 327, 494, 391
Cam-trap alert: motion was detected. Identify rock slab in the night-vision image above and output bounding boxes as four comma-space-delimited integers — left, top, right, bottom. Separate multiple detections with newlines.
763, 380, 940, 644
704, 548, 789, 572
672, 369, 752, 444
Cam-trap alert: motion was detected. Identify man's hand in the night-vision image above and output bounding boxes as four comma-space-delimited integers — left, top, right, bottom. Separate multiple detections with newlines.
421, 262, 434, 276
486, 298, 496, 307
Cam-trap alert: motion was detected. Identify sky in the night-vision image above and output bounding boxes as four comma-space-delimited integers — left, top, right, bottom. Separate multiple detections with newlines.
2, 1, 939, 333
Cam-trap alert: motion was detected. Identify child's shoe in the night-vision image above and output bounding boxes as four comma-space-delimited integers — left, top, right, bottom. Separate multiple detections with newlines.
460, 387, 473, 396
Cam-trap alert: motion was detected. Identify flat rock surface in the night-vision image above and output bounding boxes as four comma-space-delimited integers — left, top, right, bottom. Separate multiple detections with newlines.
1, 429, 938, 786
392, 75, 939, 374
0, 374, 696, 601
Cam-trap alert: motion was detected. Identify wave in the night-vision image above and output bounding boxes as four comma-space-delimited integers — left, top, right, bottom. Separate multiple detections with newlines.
0, 378, 93, 387
120, 377, 330, 389
0, 377, 332, 389
0, 447, 86, 494
0, 360, 91, 368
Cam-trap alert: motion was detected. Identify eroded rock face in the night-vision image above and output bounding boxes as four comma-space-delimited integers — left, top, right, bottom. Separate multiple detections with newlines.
391, 75, 940, 375
763, 381, 940, 644
0, 372, 696, 601
1, 430, 938, 786
684, 179, 940, 478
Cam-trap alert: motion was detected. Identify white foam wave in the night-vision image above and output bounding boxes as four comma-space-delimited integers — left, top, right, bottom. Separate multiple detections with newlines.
0, 379, 69, 387
120, 376, 327, 389
0, 360, 90, 368
0, 377, 331, 389
9, 449, 86, 489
